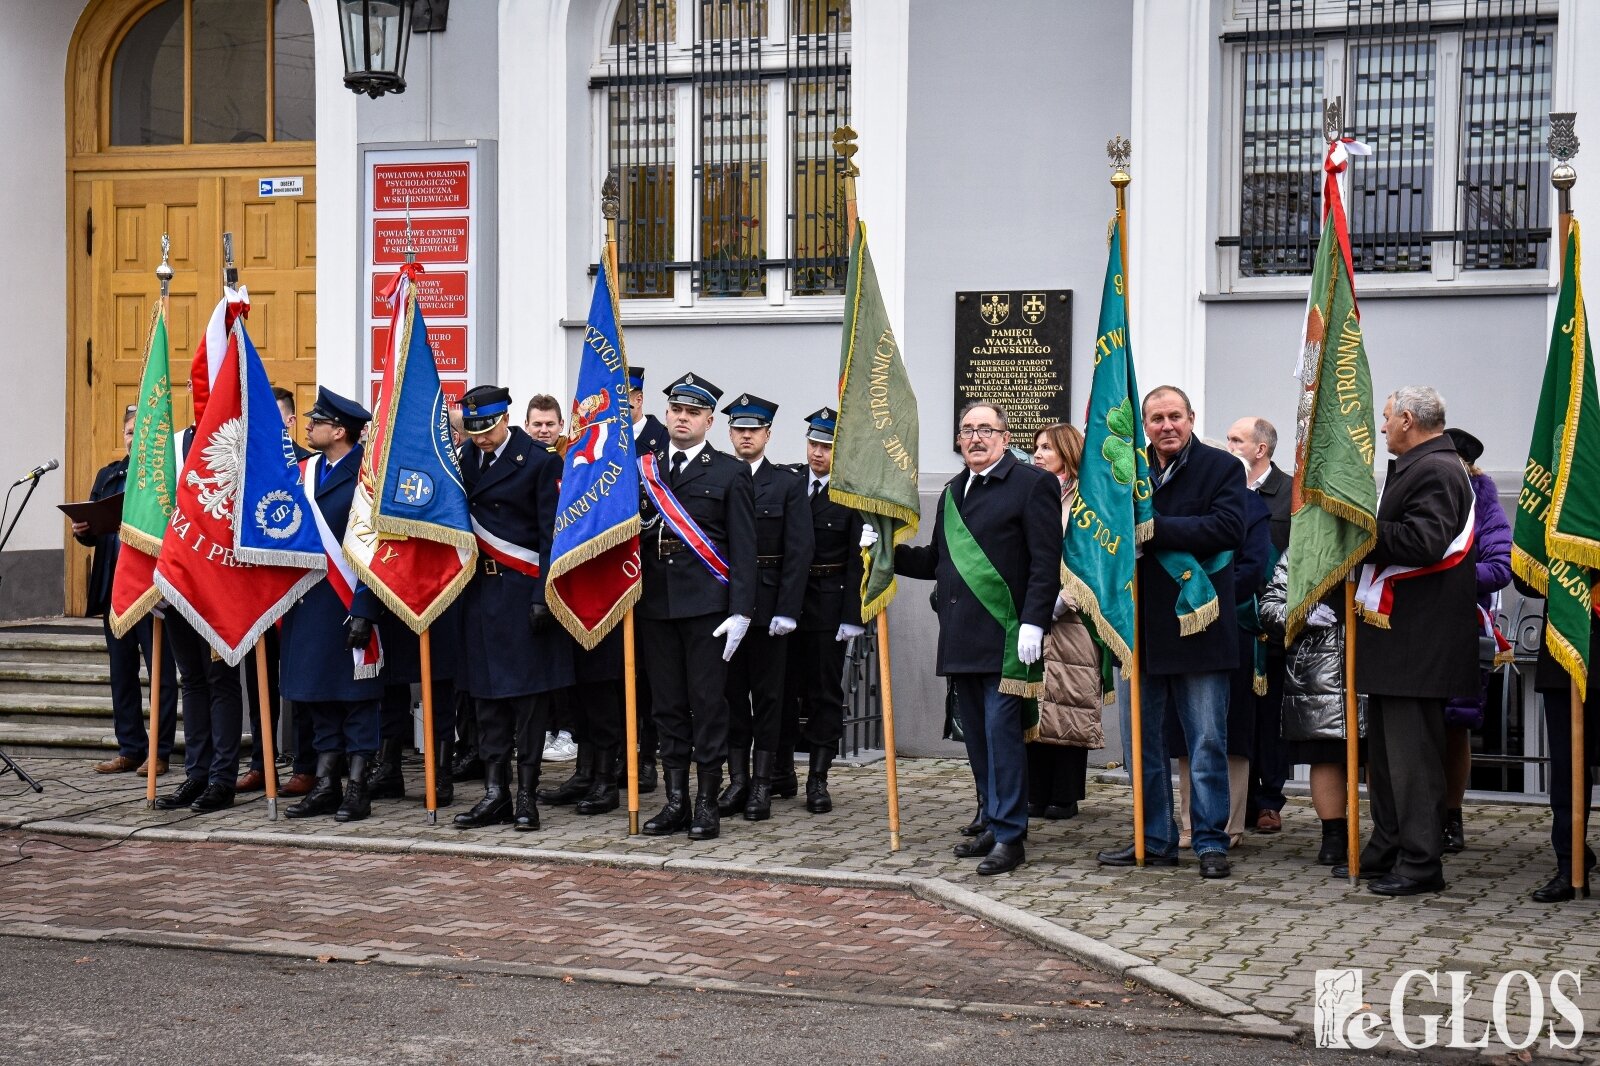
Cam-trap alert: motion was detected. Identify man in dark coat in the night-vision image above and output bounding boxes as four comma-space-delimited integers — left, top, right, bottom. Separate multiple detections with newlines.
782, 406, 865, 816
365, 600, 464, 807
624, 364, 666, 793
717, 393, 813, 820
280, 388, 385, 823
637, 372, 758, 841
1098, 386, 1248, 879
889, 401, 1060, 876
452, 385, 574, 831
1345, 386, 1477, 896
73, 405, 177, 777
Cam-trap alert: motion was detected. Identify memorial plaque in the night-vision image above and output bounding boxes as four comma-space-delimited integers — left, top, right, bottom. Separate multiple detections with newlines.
953, 289, 1072, 447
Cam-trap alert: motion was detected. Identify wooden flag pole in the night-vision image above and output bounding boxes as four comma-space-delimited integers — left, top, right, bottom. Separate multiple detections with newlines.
1551, 112, 1582, 893
146, 237, 174, 809
1343, 582, 1361, 885
254, 641, 279, 820
420, 629, 438, 824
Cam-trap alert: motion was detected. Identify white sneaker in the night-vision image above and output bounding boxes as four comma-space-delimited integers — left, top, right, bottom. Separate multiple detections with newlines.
543, 730, 578, 762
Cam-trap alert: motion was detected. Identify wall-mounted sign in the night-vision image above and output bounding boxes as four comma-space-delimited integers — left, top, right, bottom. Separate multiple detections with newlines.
257, 176, 304, 197
953, 289, 1073, 449
371, 325, 469, 374
370, 270, 469, 319
373, 162, 471, 211
372, 216, 470, 264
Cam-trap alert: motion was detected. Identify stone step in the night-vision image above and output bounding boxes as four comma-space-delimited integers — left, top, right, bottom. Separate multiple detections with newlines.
0, 632, 110, 665
0, 661, 155, 699
0, 722, 255, 761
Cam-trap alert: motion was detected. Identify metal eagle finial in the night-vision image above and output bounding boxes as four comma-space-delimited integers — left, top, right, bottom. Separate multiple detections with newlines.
156, 233, 173, 297
601, 170, 620, 221
1323, 97, 1344, 144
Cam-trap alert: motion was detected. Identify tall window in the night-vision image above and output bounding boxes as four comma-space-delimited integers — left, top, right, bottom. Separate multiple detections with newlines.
1222, 0, 1554, 282
597, 0, 851, 305
110, 0, 315, 147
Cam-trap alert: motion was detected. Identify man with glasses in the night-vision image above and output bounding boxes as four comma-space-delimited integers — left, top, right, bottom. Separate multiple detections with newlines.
876, 401, 1060, 875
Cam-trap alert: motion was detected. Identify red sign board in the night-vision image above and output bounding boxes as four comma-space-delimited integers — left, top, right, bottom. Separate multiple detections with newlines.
373, 162, 471, 211
371, 325, 469, 373
373, 217, 470, 264
374, 377, 464, 411
371, 271, 469, 320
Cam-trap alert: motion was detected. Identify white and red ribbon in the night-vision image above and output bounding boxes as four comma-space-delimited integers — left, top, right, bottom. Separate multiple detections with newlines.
638, 452, 730, 586
300, 456, 383, 679
1355, 497, 1476, 626
471, 517, 543, 578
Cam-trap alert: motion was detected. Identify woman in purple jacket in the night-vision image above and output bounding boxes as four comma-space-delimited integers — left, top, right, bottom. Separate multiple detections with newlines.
1441, 428, 1512, 854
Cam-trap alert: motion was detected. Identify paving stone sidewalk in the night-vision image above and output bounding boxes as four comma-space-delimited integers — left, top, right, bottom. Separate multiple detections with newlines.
3, 753, 1597, 1057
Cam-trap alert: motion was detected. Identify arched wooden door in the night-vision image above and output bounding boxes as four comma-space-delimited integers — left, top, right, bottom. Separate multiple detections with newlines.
66, 0, 320, 614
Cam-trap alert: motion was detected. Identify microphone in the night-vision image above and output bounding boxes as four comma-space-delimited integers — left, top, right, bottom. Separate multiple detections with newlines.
13, 459, 59, 486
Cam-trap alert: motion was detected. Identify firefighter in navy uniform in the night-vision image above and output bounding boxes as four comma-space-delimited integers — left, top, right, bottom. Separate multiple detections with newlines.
718, 393, 813, 821
452, 385, 575, 831
624, 364, 666, 794
366, 600, 465, 807
782, 407, 866, 814
637, 372, 758, 841
280, 388, 385, 823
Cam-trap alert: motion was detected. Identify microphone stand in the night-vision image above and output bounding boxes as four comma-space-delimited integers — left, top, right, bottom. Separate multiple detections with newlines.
0, 473, 47, 793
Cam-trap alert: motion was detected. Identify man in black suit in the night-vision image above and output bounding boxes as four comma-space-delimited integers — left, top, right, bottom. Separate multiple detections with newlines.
1097, 386, 1248, 879
73, 405, 177, 777
886, 401, 1059, 875
1345, 386, 1477, 896
637, 373, 757, 841
1226, 415, 1292, 835
784, 407, 865, 817
623, 364, 666, 793
452, 385, 574, 832
717, 394, 812, 820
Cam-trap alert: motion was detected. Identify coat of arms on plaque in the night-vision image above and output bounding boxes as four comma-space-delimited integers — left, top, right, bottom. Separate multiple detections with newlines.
979, 293, 1011, 326
1021, 293, 1046, 324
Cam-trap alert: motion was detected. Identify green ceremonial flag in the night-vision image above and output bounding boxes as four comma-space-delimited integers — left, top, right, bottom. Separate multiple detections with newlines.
831, 220, 920, 621
1061, 220, 1151, 674
1512, 218, 1600, 698
1282, 161, 1378, 644
107, 302, 178, 637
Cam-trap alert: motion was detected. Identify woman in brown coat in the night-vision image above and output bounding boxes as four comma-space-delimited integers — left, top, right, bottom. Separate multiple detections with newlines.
1028, 423, 1104, 818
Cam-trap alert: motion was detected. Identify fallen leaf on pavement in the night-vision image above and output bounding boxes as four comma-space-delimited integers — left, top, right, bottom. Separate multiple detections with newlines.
315, 955, 333, 964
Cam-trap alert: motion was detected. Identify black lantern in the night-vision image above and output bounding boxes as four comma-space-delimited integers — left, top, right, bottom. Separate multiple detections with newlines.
338, 0, 416, 99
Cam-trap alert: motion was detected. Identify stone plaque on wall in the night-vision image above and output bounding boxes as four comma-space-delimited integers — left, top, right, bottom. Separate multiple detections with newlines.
953, 290, 1072, 448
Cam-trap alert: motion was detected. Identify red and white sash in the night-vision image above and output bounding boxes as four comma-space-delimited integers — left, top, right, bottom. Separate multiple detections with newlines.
1355, 497, 1476, 629
300, 456, 383, 679
637, 452, 730, 585
471, 517, 542, 578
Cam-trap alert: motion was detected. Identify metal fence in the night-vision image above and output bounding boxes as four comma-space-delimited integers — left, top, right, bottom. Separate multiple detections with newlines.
838, 620, 883, 757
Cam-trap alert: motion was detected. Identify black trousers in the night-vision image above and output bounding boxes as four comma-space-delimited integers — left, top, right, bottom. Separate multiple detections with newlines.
639, 613, 729, 772
792, 629, 848, 749
102, 615, 177, 761
475, 693, 551, 774
1248, 657, 1289, 815
379, 679, 457, 747
165, 612, 243, 787
726, 628, 790, 753
569, 679, 623, 753
1540, 685, 1600, 876
1026, 742, 1087, 807
243, 627, 315, 776
1362, 694, 1448, 882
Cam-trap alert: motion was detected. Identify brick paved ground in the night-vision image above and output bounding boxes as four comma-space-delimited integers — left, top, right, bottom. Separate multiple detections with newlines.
4, 753, 1598, 1057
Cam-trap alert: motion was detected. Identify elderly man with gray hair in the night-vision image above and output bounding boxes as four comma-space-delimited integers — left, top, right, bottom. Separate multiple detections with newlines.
1342, 385, 1478, 896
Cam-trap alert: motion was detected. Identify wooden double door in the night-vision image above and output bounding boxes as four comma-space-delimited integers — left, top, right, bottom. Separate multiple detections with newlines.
68, 167, 319, 613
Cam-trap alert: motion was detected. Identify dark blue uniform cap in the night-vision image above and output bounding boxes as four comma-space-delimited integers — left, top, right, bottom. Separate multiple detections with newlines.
308, 386, 372, 434
663, 372, 722, 410
721, 392, 778, 428
803, 406, 838, 443
628, 365, 646, 390
460, 384, 512, 434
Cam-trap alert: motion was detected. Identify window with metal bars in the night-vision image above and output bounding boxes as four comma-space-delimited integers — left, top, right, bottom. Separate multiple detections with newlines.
594, 0, 851, 305
1221, 0, 1554, 282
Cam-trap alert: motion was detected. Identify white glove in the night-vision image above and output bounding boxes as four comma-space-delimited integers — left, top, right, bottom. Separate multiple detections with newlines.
859, 525, 879, 549
1018, 623, 1044, 665
768, 615, 797, 637
836, 623, 865, 642
714, 615, 751, 661
1051, 594, 1070, 621
1308, 603, 1338, 628
151, 599, 169, 621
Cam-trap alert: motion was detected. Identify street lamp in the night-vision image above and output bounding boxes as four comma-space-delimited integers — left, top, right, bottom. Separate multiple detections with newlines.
338, 0, 416, 99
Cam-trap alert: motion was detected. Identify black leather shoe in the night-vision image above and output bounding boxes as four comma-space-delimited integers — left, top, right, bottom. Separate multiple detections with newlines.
575, 750, 619, 815
977, 841, 1026, 876
643, 768, 691, 835
538, 744, 594, 806
805, 747, 834, 814
1042, 802, 1078, 820
954, 830, 996, 859
285, 754, 344, 819
513, 765, 540, 831
433, 736, 455, 808
1317, 819, 1348, 865
453, 759, 513, 828
1369, 872, 1446, 896
155, 777, 207, 810
190, 783, 235, 813
771, 751, 799, 800
1198, 852, 1231, 879
1442, 809, 1465, 854
1331, 864, 1390, 880
636, 756, 658, 795
335, 754, 372, 822
366, 738, 406, 800
1531, 871, 1592, 904
717, 749, 750, 815
1096, 844, 1179, 867
960, 803, 987, 837
688, 768, 721, 841
744, 750, 774, 822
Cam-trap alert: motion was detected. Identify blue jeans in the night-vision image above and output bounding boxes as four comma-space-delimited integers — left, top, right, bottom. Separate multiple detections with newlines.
1135, 670, 1231, 857
950, 674, 1028, 845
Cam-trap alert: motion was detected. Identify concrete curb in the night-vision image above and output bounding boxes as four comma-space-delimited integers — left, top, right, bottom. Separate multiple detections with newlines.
11, 816, 1300, 1041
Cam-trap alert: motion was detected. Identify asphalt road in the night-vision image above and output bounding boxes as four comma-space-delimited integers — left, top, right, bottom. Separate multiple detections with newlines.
0, 938, 1417, 1066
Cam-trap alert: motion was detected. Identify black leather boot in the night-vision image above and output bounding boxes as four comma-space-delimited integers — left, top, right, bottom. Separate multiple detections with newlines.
637, 753, 658, 794
367, 738, 406, 800
805, 746, 834, 814
961, 789, 988, 836
450, 723, 484, 781
538, 743, 594, 805
744, 750, 774, 822
772, 749, 799, 799
433, 735, 455, 808
576, 750, 620, 815
717, 748, 750, 815
642, 768, 690, 835
453, 759, 512, 828
335, 754, 373, 822
1318, 818, 1348, 865
285, 753, 344, 819
513, 764, 540, 831
1443, 808, 1465, 853
689, 765, 722, 841
1531, 868, 1592, 903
